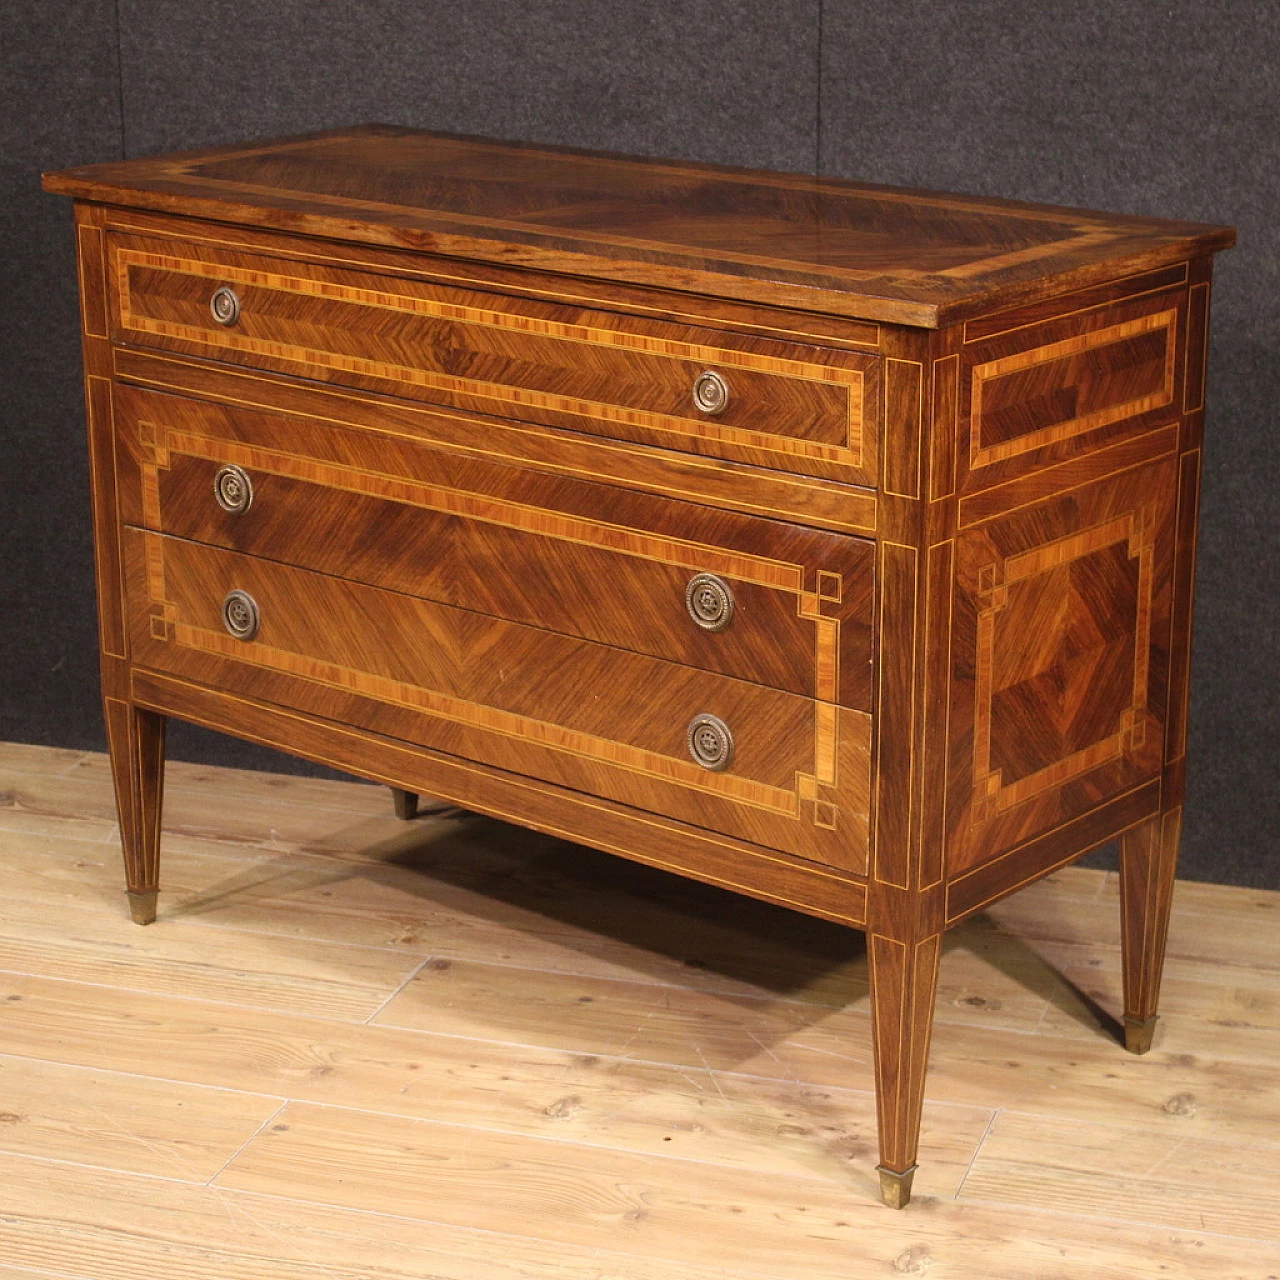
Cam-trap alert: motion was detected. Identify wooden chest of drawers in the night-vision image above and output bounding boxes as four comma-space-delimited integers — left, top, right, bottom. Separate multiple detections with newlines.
44, 126, 1234, 1208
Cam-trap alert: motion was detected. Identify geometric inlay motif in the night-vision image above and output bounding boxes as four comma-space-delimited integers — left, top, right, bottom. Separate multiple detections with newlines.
115, 247, 869, 470
970, 310, 1177, 469
135, 429, 853, 834
972, 504, 1156, 824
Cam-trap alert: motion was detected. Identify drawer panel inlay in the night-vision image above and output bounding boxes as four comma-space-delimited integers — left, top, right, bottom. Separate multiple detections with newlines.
126, 530, 872, 872
113, 382, 875, 708
109, 232, 880, 486
960, 287, 1188, 493
947, 454, 1177, 874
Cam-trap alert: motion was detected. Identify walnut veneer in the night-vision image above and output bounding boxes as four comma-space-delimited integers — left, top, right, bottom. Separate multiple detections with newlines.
44, 126, 1234, 1209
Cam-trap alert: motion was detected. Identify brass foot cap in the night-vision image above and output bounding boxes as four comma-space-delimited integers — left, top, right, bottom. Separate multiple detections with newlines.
877, 1164, 917, 1210
1124, 1015, 1158, 1055
391, 788, 420, 821
126, 889, 158, 926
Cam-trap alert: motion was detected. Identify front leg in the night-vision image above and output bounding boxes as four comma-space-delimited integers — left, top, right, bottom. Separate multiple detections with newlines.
103, 698, 166, 925
1119, 809, 1181, 1054
867, 931, 943, 1208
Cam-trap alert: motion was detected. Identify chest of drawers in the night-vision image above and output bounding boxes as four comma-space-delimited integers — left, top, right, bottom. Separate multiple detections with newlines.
44, 126, 1234, 1208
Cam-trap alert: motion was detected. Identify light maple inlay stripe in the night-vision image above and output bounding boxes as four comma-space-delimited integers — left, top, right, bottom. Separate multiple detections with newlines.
142, 426, 809, 592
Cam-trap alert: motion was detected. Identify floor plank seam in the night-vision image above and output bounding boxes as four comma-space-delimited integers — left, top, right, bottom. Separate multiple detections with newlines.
2, 751, 391, 818
86, 829, 423, 863
0, 1050, 285, 1103
963, 1104, 1280, 1150
954, 1106, 1000, 1200
6, 954, 1273, 1087
121, 1172, 912, 1280
0, 823, 114, 850
0, 965, 421, 1026
354, 945, 871, 1007
0, 1034, 988, 1120
204, 1098, 291, 1187
361, 954, 436, 1025
0, 817, 116, 842
198, 1095, 887, 1187
949, 1183, 1280, 1245
97, 910, 442, 962
0, 1146, 218, 1187
54, 753, 96, 777
0, 1263, 90, 1280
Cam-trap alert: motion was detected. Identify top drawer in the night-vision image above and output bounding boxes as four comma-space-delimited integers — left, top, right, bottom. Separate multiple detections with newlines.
106, 230, 879, 488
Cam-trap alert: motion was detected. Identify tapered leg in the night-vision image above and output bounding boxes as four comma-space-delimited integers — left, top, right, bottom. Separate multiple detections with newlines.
867, 931, 943, 1208
1119, 809, 1181, 1054
103, 698, 166, 925
391, 788, 419, 820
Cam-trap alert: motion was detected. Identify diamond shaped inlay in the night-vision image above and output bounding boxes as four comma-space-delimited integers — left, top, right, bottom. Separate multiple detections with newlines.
972, 506, 1155, 822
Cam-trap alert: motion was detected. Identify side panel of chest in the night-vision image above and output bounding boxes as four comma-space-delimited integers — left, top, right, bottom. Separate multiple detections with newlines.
934, 265, 1210, 913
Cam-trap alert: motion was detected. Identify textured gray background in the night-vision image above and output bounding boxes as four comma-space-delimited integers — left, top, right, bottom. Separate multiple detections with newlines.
3, 1, 1275, 887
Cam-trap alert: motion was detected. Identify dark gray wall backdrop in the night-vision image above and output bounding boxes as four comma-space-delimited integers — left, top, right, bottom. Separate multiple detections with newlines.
3, 1, 1275, 887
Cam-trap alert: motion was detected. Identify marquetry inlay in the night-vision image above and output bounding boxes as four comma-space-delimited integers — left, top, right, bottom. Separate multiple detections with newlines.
970, 310, 1178, 470
971, 504, 1157, 824
134, 437, 861, 836
113, 245, 874, 475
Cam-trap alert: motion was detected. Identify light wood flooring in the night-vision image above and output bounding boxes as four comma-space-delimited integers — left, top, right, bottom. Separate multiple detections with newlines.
0, 739, 1277, 1279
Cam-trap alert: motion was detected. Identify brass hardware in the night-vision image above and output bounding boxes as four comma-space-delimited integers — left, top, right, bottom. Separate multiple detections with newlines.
1124, 1014, 1158, 1055
213, 464, 253, 514
692, 369, 730, 414
877, 1165, 917, 1210
221, 589, 260, 641
687, 713, 734, 771
210, 285, 241, 326
685, 573, 735, 632
126, 889, 158, 926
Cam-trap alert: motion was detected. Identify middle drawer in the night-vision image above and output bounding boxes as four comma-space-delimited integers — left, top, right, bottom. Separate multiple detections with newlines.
112, 380, 875, 709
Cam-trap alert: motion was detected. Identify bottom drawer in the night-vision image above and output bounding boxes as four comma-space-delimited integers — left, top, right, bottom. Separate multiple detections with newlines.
124, 530, 872, 874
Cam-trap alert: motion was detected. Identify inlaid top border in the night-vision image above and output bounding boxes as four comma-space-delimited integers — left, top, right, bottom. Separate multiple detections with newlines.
44, 124, 1235, 329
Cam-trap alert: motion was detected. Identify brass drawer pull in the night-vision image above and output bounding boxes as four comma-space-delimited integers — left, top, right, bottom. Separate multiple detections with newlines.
685, 573, 735, 632
221, 589, 260, 641
687, 713, 734, 771
692, 369, 729, 415
210, 285, 241, 326
213, 464, 253, 514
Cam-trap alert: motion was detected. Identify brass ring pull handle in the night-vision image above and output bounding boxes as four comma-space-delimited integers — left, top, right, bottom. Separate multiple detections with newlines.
210, 285, 241, 326
692, 369, 729, 414
221, 589, 260, 641
685, 573, 735, 632
213, 464, 253, 514
687, 713, 734, 771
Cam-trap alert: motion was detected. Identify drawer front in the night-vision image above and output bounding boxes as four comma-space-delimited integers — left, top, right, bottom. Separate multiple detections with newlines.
107, 230, 878, 487
113, 381, 875, 710
124, 531, 872, 874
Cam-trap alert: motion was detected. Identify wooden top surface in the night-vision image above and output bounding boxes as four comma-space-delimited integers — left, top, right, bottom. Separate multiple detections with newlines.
44, 124, 1234, 327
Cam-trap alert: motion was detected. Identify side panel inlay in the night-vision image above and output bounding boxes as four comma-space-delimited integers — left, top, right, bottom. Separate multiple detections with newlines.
947, 453, 1176, 874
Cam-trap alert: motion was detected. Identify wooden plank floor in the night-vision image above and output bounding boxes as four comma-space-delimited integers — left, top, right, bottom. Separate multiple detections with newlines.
1, 740, 1278, 1279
